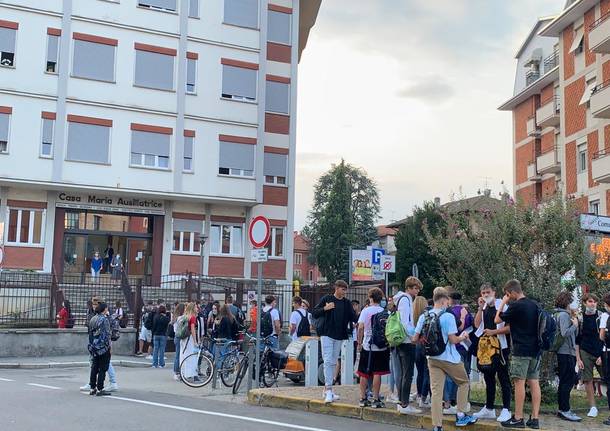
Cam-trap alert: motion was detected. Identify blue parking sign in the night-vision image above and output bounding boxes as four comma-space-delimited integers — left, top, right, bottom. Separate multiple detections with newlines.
372, 248, 385, 265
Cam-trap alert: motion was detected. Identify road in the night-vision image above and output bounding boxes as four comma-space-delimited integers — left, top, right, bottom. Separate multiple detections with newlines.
0, 367, 411, 431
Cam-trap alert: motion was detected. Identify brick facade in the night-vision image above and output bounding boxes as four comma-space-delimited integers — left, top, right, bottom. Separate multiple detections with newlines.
516, 184, 539, 206
566, 140, 577, 194
514, 98, 536, 143
541, 177, 557, 199
515, 141, 536, 184
541, 84, 554, 103
564, 77, 587, 137
541, 131, 555, 153
263, 185, 289, 206
208, 257, 244, 277
563, 25, 575, 80
251, 259, 287, 279
603, 60, 610, 82
588, 130, 599, 188
584, 7, 597, 67
605, 125, 610, 151
169, 255, 201, 273
3, 246, 44, 270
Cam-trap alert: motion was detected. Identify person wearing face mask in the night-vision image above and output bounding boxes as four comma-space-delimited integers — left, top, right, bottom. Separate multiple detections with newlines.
575, 293, 603, 419
87, 302, 112, 396
207, 301, 220, 337
473, 283, 512, 423
598, 293, 610, 426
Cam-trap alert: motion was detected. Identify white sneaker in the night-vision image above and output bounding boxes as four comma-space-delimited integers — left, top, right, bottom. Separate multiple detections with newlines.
443, 406, 458, 415
324, 391, 334, 404
107, 382, 118, 392
173, 374, 181, 381
387, 393, 400, 403
588, 406, 599, 418
397, 404, 422, 415
331, 392, 341, 402
473, 407, 496, 419
409, 392, 417, 402
497, 408, 512, 422
145, 355, 153, 360
418, 398, 431, 409
79, 384, 91, 391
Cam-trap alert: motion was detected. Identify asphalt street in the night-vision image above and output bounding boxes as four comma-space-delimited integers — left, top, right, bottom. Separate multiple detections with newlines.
0, 367, 411, 431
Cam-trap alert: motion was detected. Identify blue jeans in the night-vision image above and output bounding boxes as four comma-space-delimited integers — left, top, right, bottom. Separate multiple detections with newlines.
415, 344, 430, 398
173, 337, 180, 374
107, 362, 116, 384
389, 348, 402, 394
321, 336, 343, 389
152, 335, 167, 367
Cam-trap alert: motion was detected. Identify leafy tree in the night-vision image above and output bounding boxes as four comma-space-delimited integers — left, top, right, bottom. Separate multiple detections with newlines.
394, 202, 445, 297
304, 160, 380, 282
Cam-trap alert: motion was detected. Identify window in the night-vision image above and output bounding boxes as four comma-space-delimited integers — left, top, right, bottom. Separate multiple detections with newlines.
580, 78, 597, 106
46, 33, 60, 73
0, 111, 10, 153
189, 0, 199, 17
294, 269, 302, 279
6, 208, 44, 245
65, 212, 80, 230
130, 129, 171, 169
266, 80, 290, 114
222, 64, 257, 101
294, 252, 302, 265
210, 224, 243, 255
264, 152, 287, 184
264, 227, 284, 257
135, 47, 175, 91
186, 57, 197, 93
219, 141, 255, 177
72, 36, 116, 82
589, 200, 600, 215
41, 117, 54, 157
0, 25, 16, 67
224, 0, 258, 29
184, 135, 193, 171
138, 0, 176, 11
173, 219, 202, 253
570, 28, 584, 55
578, 144, 587, 173
66, 118, 111, 164
308, 270, 313, 281
268, 10, 291, 45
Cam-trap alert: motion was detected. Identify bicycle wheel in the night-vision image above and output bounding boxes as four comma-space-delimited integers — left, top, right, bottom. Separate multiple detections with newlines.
220, 352, 243, 387
232, 355, 249, 395
180, 352, 214, 388
262, 361, 279, 388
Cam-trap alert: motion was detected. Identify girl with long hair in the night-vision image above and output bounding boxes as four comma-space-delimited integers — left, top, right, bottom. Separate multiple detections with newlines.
180, 302, 199, 381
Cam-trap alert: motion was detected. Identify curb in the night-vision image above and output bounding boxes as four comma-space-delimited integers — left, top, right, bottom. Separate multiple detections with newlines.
247, 389, 548, 431
0, 359, 151, 370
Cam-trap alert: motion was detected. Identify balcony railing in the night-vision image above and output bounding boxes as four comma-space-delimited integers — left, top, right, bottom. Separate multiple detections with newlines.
537, 146, 561, 175
592, 148, 610, 183
536, 95, 561, 128
526, 116, 539, 137
590, 11, 610, 53
591, 11, 610, 31
591, 80, 610, 119
526, 70, 540, 86
543, 50, 559, 74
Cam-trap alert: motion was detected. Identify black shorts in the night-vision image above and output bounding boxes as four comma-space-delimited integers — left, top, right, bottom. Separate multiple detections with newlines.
357, 348, 390, 378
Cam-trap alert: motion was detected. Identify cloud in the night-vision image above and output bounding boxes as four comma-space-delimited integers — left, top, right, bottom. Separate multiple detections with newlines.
396, 78, 455, 103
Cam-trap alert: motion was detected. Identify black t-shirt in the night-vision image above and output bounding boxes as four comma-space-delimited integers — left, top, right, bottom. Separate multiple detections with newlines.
312, 295, 357, 340
152, 313, 170, 336
483, 306, 497, 330
499, 297, 539, 357
577, 312, 603, 358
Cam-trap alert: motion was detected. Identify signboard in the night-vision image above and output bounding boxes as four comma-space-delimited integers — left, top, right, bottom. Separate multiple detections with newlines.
412, 263, 419, 278
581, 214, 610, 234
248, 216, 271, 248
247, 291, 256, 302
372, 248, 385, 265
351, 249, 373, 281
380, 255, 396, 273
56, 192, 164, 215
251, 248, 268, 263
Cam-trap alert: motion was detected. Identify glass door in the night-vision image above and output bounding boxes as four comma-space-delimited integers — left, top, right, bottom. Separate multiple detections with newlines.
126, 238, 152, 278
63, 234, 87, 274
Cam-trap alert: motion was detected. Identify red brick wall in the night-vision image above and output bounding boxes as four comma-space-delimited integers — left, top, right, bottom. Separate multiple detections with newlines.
588, 130, 600, 187
541, 84, 554, 103
584, 7, 597, 67
563, 25, 575, 80
515, 141, 536, 184
3, 246, 44, 270
603, 61, 610, 82
605, 124, 610, 150
170, 254, 200, 274
516, 184, 538, 207
541, 131, 555, 153
541, 178, 557, 200
265, 113, 290, 134
514, 98, 536, 143
208, 257, 244, 277
263, 185, 289, 206
267, 42, 291, 63
565, 77, 587, 137
573, 196, 588, 213
566, 140, 577, 194
251, 259, 286, 279
602, 0, 610, 17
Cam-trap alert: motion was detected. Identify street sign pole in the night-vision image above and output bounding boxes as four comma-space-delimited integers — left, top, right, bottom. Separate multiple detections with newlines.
255, 261, 262, 388
385, 271, 389, 297
348, 246, 352, 285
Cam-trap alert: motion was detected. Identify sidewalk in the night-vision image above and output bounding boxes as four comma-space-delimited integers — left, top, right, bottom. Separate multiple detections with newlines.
0, 354, 154, 369
247, 385, 610, 431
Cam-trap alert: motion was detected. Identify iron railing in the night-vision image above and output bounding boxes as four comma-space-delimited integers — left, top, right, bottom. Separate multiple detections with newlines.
525, 69, 540, 86
543, 50, 559, 74
591, 11, 610, 31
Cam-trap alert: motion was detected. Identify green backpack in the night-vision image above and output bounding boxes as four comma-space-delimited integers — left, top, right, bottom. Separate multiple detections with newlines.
385, 297, 407, 347
175, 316, 190, 340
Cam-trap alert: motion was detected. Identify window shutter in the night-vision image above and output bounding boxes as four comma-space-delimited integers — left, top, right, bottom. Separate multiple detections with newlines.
0, 113, 9, 141
67, 122, 110, 163
131, 130, 170, 157
42, 119, 54, 143
224, 0, 258, 28
135, 50, 174, 90
222, 65, 257, 100
140, 0, 176, 10
219, 142, 254, 171
47, 35, 59, 62
264, 152, 287, 177
174, 219, 202, 233
0, 28, 16, 53
265, 81, 290, 114
268, 10, 291, 45
73, 40, 115, 82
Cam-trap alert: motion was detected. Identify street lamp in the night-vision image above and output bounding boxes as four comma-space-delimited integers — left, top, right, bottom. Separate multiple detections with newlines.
199, 233, 208, 277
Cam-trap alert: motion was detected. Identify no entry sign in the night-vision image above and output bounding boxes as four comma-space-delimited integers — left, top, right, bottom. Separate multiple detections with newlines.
248, 216, 270, 248
380, 255, 396, 273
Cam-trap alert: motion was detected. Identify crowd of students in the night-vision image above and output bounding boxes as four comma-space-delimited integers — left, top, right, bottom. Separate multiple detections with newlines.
314, 277, 610, 431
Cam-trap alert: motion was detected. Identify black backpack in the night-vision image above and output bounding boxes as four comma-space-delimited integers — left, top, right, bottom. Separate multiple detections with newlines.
260, 310, 274, 337
296, 310, 311, 337
420, 310, 447, 356
144, 310, 155, 330
371, 310, 390, 349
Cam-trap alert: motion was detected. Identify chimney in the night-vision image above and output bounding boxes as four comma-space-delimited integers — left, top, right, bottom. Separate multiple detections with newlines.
434, 197, 441, 207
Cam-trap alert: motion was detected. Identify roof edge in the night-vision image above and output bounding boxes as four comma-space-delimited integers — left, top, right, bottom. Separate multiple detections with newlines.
498, 66, 559, 111
540, 0, 598, 37
514, 17, 557, 59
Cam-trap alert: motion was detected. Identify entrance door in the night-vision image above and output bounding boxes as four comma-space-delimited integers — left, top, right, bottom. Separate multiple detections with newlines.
126, 238, 152, 278
63, 234, 87, 274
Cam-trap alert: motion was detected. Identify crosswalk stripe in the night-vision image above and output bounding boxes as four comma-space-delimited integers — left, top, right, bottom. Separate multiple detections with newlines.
27, 383, 62, 390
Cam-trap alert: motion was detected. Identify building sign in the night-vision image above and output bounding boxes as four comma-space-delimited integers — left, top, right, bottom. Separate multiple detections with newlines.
56, 193, 164, 215
581, 214, 610, 234
351, 249, 373, 281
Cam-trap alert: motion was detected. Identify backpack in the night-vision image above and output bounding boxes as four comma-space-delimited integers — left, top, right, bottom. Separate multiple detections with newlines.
260, 310, 274, 338
296, 310, 312, 337
175, 316, 190, 340
144, 311, 154, 330
385, 297, 407, 347
118, 309, 128, 328
420, 310, 447, 357
537, 305, 557, 353
234, 307, 246, 330
477, 334, 501, 373
109, 315, 121, 341
370, 310, 390, 349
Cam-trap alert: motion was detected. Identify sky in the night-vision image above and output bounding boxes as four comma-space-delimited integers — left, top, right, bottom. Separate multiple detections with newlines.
294, 0, 565, 230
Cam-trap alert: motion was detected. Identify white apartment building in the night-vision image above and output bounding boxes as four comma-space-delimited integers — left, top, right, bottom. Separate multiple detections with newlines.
0, 0, 321, 283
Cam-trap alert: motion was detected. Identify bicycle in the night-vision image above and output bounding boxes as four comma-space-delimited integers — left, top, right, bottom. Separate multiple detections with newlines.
179, 336, 243, 388
232, 333, 285, 394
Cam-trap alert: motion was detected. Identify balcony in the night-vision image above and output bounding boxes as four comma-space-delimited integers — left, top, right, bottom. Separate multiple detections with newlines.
526, 116, 539, 137
536, 147, 560, 175
591, 80, 610, 119
592, 149, 610, 183
589, 12, 610, 54
543, 50, 559, 74
525, 69, 540, 86
527, 163, 541, 182
536, 96, 560, 128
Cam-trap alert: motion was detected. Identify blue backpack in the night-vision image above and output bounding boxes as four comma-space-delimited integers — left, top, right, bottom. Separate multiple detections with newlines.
537, 306, 557, 353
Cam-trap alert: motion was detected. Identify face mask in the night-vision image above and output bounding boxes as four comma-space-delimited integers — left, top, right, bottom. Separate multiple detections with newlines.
380, 300, 388, 308
213, 310, 218, 315
484, 296, 494, 305
586, 306, 597, 314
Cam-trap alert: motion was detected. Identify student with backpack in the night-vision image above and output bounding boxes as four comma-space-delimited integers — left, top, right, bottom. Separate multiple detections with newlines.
473, 283, 512, 423
598, 293, 610, 426
260, 295, 281, 350
494, 279, 541, 429
356, 287, 390, 408
413, 287, 477, 430
87, 302, 112, 396
289, 296, 312, 340
552, 290, 581, 422
137, 301, 154, 357
171, 303, 185, 381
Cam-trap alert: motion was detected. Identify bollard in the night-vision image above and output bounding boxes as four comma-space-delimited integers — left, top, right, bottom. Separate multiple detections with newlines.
304, 338, 319, 387
340, 338, 354, 386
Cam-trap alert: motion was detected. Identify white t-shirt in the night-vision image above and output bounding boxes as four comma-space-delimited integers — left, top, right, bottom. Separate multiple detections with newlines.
263, 305, 281, 336
393, 292, 414, 343
600, 312, 609, 352
358, 305, 386, 352
289, 307, 311, 340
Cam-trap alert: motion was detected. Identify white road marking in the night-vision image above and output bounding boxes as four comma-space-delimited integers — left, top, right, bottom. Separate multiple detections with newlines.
109, 395, 333, 431
27, 383, 62, 390
0, 378, 15, 382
